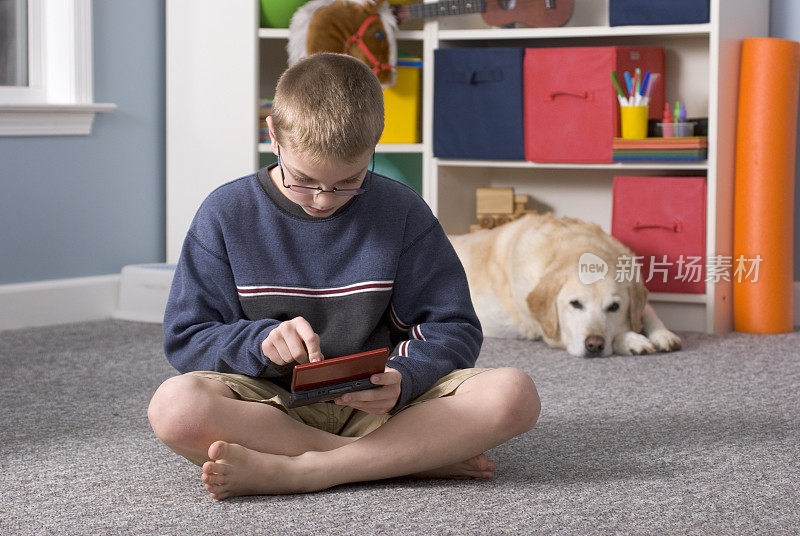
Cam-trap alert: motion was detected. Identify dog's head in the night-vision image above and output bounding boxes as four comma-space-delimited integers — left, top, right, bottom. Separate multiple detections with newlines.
526, 256, 648, 357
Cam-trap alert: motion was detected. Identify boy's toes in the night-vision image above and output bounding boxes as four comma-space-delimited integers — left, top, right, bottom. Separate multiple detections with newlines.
202, 472, 226, 486
204, 480, 232, 501
475, 454, 489, 471
208, 440, 229, 460
202, 460, 229, 476
475, 454, 495, 472
206, 486, 229, 501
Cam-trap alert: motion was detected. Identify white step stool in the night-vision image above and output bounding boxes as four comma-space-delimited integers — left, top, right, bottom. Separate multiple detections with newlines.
113, 263, 176, 323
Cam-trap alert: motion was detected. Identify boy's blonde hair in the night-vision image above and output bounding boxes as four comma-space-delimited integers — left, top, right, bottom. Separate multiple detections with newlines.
271, 53, 384, 164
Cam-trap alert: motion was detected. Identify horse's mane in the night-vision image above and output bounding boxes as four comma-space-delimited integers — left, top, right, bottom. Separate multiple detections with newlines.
286, 0, 397, 87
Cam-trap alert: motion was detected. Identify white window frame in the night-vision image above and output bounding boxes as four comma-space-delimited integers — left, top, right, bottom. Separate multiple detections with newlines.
0, 0, 115, 136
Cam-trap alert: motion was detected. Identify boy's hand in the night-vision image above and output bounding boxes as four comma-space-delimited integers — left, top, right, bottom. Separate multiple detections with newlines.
261, 316, 324, 366
334, 366, 402, 415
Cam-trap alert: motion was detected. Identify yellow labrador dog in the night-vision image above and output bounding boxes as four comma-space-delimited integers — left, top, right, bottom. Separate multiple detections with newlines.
450, 213, 682, 357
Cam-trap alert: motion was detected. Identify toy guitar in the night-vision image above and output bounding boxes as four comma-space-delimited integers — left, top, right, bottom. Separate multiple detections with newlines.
393, 0, 574, 28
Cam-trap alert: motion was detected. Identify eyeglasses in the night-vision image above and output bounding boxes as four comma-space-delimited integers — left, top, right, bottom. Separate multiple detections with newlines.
277, 146, 372, 197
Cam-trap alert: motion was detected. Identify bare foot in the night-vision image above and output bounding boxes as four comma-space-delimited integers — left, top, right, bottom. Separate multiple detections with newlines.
201, 441, 313, 500
410, 453, 496, 479
201, 441, 495, 499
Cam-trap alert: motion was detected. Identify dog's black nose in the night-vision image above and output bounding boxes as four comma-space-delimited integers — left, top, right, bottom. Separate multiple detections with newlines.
584, 335, 606, 357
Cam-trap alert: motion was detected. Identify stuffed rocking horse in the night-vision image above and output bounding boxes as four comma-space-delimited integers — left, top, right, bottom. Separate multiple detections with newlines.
287, 0, 398, 87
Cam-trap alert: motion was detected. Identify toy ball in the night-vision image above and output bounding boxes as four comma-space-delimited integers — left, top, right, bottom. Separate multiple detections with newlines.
260, 0, 310, 28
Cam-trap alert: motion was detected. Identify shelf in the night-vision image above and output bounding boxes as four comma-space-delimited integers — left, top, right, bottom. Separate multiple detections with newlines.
259, 142, 424, 154
258, 28, 289, 39
256, 24, 712, 43
397, 30, 425, 41
437, 23, 712, 41
436, 159, 709, 170
376, 143, 423, 153
258, 29, 424, 41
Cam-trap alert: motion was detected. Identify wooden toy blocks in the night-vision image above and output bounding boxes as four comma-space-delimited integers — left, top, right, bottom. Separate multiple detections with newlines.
470, 187, 536, 232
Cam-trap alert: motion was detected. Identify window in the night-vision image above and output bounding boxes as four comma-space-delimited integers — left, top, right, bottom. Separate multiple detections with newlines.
0, 0, 44, 104
0, 0, 115, 135
0, 0, 29, 86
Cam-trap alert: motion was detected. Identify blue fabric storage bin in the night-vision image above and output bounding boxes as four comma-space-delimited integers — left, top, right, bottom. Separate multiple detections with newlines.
433, 47, 525, 159
609, 0, 709, 26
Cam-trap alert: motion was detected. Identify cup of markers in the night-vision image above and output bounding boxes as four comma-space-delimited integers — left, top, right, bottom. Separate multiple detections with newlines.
612, 68, 659, 139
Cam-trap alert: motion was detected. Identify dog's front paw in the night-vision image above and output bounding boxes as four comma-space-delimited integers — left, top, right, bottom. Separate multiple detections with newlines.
613, 332, 657, 355
648, 329, 682, 352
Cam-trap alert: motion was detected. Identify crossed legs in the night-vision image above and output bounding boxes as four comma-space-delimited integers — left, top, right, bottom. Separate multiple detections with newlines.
148, 374, 354, 463
148, 368, 540, 499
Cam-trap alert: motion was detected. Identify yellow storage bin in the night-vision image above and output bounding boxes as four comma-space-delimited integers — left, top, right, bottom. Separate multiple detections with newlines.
380, 57, 422, 144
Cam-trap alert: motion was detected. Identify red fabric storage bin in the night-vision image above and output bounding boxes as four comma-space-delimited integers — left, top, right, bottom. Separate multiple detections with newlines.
524, 46, 665, 163
612, 176, 707, 293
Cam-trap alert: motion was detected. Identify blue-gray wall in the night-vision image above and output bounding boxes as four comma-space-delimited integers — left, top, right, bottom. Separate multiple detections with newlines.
770, 0, 800, 282
0, 2, 798, 285
0, 1, 165, 285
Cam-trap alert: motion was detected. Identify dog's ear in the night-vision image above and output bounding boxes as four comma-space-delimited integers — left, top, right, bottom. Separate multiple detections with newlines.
526, 274, 563, 339
628, 280, 648, 333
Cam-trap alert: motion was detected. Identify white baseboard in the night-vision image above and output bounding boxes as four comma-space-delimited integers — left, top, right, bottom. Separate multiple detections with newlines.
0, 274, 120, 331
0, 275, 797, 331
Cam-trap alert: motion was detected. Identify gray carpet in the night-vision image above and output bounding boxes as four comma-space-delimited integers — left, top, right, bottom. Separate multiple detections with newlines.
1, 320, 798, 535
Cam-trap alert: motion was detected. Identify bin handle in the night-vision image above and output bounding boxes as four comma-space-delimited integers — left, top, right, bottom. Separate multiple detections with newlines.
448, 69, 504, 84
470, 69, 503, 84
546, 90, 593, 101
633, 220, 682, 233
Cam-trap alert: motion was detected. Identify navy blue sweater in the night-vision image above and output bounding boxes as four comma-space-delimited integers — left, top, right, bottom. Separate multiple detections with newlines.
163, 164, 482, 410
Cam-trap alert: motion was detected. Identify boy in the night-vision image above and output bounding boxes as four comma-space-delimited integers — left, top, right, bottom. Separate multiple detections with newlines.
148, 53, 540, 499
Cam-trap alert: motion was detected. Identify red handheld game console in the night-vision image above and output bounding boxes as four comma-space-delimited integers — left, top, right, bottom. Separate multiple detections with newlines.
286, 348, 390, 408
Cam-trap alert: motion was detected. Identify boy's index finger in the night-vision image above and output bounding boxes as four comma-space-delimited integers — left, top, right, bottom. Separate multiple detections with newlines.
303, 334, 323, 363
293, 318, 323, 362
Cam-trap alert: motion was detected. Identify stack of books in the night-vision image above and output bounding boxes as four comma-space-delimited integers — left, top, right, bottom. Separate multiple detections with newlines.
259, 97, 273, 145
612, 136, 708, 162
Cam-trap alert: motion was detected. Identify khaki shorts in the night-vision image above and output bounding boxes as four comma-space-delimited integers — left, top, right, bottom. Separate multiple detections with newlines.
188, 368, 490, 438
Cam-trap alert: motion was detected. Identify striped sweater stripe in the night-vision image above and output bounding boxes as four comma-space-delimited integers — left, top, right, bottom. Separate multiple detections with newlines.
237, 280, 393, 298
389, 303, 411, 331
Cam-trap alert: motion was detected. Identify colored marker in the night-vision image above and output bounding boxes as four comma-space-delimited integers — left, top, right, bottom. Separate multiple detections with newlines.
642, 73, 659, 106
641, 71, 651, 96
644, 73, 659, 99
624, 71, 633, 97
662, 102, 674, 137
676, 102, 689, 136
611, 71, 627, 104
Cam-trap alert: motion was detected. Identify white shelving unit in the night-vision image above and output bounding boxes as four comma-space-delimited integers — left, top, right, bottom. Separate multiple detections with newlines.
416, 0, 769, 334
166, 0, 259, 264
167, 0, 769, 333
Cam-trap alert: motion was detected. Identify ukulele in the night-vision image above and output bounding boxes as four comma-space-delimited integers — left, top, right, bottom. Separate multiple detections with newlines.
394, 0, 574, 28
